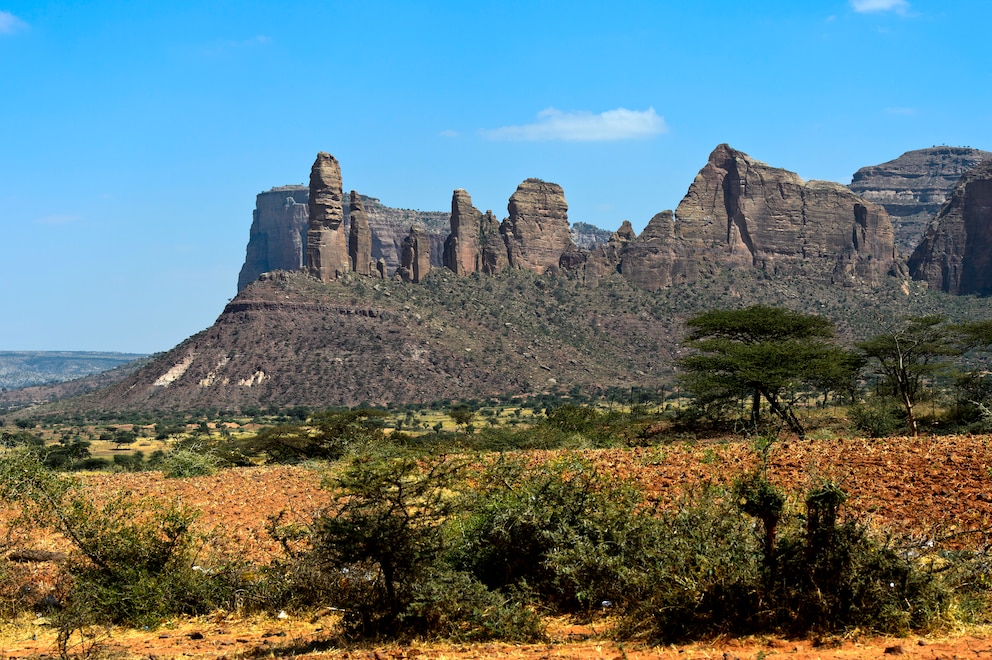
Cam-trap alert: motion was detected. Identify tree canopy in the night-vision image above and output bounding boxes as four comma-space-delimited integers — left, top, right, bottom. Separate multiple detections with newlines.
856, 315, 961, 436
679, 306, 858, 438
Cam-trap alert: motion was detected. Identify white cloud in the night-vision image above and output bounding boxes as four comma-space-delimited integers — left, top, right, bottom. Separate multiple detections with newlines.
0, 10, 28, 35
483, 107, 667, 142
850, 0, 909, 13
438, 129, 459, 138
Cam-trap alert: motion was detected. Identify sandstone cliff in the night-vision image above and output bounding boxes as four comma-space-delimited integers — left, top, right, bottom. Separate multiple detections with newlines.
306, 152, 349, 281
237, 185, 309, 292
618, 145, 895, 290
397, 225, 431, 283
501, 178, 576, 274
348, 191, 373, 276
908, 159, 992, 294
239, 188, 448, 291
850, 147, 991, 256
442, 189, 484, 275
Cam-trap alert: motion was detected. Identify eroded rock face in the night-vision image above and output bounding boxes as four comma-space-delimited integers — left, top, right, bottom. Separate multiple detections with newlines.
237, 186, 309, 292
306, 152, 349, 281
850, 147, 992, 256
621, 144, 895, 289
908, 160, 992, 294
501, 178, 576, 274
443, 189, 483, 275
480, 210, 508, 274
397, 225, 431, 283
618, 212, 683, 289
348, 191, 373, 275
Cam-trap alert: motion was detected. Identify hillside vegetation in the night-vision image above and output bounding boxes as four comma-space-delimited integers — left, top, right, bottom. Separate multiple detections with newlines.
22, 267, 992, 416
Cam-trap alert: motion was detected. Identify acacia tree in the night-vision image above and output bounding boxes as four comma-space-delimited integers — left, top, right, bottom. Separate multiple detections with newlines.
679, 306, 857, 439
857, 315, 960, 436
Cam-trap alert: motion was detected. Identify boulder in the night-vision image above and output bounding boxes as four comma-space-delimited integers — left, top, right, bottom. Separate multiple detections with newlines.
306, 152, 349, 281
850, 147, 992, 256
501, 178, 576, 274
348, 190, 373, 275
908, 159, 992, 294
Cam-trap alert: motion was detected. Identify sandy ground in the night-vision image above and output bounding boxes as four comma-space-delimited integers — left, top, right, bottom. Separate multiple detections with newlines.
1, 434, 990, 658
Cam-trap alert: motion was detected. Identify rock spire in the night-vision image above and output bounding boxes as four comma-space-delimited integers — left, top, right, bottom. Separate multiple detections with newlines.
306, 152, 349, 281
348, 190, 373, 275
501, 178, 576, 274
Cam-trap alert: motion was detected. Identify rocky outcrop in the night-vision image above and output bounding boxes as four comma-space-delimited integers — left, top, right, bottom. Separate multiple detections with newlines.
348, 191, 373, 275
618, 212, 683, 289
617, 145, 896, 289
355, 198, 448, 270
442, 189, 484, 275
570, 222, 613, 249
237, 186, 309, 292
850, 147, 991, 256
306, 152, 349, 281
479, 210, 508, 274
397, 225, 431, 283
908, 159, 992, 294
501, 179, 576, 274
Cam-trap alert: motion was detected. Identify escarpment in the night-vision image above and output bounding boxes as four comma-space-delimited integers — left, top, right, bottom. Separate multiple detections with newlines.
616, 145, 896, 289
908, 159, 992, 294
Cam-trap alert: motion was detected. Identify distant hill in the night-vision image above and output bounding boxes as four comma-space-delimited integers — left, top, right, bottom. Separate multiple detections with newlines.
30, 267, 992, 416
0, 352, 147, 390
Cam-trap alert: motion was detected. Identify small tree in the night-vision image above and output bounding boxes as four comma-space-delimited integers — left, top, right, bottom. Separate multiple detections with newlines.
857, 315, 960, 435
310, 448, 464, 635
679, 306, 857, 438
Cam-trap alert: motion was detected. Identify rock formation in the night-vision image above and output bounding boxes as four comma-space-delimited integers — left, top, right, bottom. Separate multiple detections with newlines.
618, 145, 896, 289
908, 159, 992, 294
501, 179, 576, 274
479, 210, 508, 274
306, 152, 349, 281
353, 197, 448, 270
237, 185, 309, 292
442, 189, 484, 275
850, 147, 991, 256
348, 191, 373, 275
618, 212, 683, 289
397, 225, 431, 283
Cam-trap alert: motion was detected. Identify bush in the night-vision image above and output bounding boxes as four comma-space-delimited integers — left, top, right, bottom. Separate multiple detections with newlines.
0, 451, 242, 630
850, 401, 904, 438
160, 448, 219, 478
622, 478, 949, 642
449, 454, 655, 611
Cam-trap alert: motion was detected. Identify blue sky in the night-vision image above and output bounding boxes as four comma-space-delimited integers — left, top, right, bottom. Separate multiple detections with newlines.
2, 0, 990, 353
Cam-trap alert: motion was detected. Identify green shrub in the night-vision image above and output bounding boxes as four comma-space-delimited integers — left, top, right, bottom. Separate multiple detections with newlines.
160, 448, 219, 478
850, 402, 904, 437
0, 451, 242, 630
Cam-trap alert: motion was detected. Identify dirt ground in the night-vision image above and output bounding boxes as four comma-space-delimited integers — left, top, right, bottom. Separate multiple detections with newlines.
2, 433, 990, 658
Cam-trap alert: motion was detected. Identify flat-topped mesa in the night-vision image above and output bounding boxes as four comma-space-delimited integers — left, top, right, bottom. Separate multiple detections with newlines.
443, 189, 484, 275
850, 147, 992, 256
238, 185, 309, 292
397, 225, 431, 283
501, 178, 576, 274
348, 190, 373, 275
908, 159, 992, 294
306, 152, 349, 281
624, 144, 895, 288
